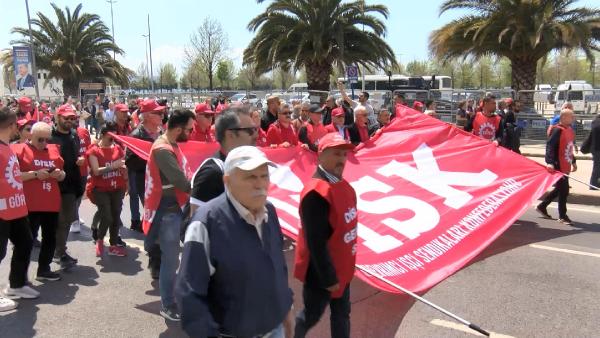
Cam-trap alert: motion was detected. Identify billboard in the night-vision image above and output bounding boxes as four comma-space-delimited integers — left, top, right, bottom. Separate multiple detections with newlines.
13, 46, 35, 90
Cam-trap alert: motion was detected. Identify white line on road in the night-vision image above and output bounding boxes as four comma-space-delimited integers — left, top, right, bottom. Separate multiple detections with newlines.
529, 244, 600, 258
429, 319, 516, 337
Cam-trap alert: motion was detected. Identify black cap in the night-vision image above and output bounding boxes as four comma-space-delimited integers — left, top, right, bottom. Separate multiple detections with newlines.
309, 104, 323, 114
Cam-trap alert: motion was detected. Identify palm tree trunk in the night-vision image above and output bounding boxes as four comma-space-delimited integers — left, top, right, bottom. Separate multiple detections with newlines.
306, 61, 332, 104
510, 56, 537, 108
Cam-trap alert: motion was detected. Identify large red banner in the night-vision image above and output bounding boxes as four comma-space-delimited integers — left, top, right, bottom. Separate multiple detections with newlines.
115, 107, 560, 293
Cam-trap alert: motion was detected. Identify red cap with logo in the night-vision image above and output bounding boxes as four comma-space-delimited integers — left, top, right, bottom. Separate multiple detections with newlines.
114, 103, 129, 112
18, 97, 33, 111
318, 132, 355, 153
17, 119, 35, 129
195, 103, 215, 114
139, 99, 166, 113
57, 104, 77, 117
332, 107, 345, 117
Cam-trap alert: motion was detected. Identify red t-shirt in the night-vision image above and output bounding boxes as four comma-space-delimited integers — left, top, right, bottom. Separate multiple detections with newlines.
266, 121, 298, 146
77, 127, 91, 177
256, 128, 268, 147
13, 143, 64, 212
87, 144, 126, 191
190, 123, 216, 142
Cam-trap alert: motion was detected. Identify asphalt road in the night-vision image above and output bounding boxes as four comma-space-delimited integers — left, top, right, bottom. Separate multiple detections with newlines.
0, 198, 599, 338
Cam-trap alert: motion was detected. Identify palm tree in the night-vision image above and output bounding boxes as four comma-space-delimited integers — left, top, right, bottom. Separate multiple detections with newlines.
430, 0, 600, 105
11, 3, 132, 97
243, 0, 396, 92
0, 49, 15, 92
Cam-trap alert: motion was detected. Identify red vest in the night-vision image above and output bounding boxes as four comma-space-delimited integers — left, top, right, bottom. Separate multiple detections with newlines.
266, 122, 298, 146
256, 128, 268, 147
87, 144, 126, 191
294, 178, 358, 298
142, 141, 191, 235
553, 124, 575, 174
12, 143, 63, 212
77, 127, 91, 177
305, 122, 329, 146
0, 143, 28, 220
472, 112, 501, 140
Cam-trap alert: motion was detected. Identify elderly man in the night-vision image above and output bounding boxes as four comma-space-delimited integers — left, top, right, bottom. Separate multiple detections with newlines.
326, 107, 350, 141
261, 95, 281, 131
177, 146, 293, 337
370, 108, 391, 136
537, 109, 577, 225
294, 132, 358, 338
13, 122, 65, 281
299, 104, 329, 152
266, 103, 298, 147
347, 106, 370, 145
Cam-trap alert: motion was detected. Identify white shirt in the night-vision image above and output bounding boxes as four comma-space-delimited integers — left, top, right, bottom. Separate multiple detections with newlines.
104, 109, 115, 122
225, 189, 268, 242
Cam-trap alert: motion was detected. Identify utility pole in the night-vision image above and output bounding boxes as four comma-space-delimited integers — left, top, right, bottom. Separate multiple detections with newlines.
106, 0, 117, 60
142, 34, 150, 89
24, 0, 40, 101
147, 14, 155, 92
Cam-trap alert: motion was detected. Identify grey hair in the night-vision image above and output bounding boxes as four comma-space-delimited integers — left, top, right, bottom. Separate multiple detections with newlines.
31, 121, 52, 135
215, 106, 250, 144
279, 103, 291, 113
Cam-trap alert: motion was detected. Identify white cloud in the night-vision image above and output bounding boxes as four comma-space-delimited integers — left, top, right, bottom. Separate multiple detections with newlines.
151, 44, 187, 73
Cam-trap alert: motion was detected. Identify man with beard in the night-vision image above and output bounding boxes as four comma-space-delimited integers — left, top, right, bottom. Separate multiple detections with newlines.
50, 104, 83, 269
464, 94, 503, 146
294, 132, 358, 338
177, 146, 294, 337
142, 109, 195, 321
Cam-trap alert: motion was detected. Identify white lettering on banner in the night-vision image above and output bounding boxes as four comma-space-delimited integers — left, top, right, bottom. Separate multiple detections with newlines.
359, 179, 523, 277
33, 159, 55, 168
42, 181, 52, 192
357, 223, 404, 254
377, 143, 498, 209
9, 194, 26, 208
269, 165, 303, 193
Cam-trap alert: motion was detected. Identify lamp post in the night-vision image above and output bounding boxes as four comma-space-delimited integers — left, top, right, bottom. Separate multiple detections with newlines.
106, 0, 117, 60
142, 34, 150, 90
147, 14, 155, 92
24, 0, 40, 101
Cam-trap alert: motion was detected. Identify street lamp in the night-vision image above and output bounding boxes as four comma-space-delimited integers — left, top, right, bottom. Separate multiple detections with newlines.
142, 34, 150, 89
147, 14, 155, 92
106, 0, 117, 60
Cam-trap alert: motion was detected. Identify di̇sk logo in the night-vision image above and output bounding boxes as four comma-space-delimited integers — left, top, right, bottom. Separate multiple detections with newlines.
5, 155, 23, 190
564, 142, 574, 163
267, 143, 499, 255
479, 122, 497, 140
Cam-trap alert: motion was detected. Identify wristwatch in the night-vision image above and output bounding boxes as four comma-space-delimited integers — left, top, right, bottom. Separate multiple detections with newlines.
34, 171, 38, 178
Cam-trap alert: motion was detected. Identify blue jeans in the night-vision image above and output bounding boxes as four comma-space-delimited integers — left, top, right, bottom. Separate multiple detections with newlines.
158, 209, 183, 308
128, 169, 140, 221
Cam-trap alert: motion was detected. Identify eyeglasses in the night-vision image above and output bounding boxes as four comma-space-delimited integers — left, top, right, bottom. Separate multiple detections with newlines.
229, 126, 257, 136
279, 112, 292, 116
37, 137, 51, 143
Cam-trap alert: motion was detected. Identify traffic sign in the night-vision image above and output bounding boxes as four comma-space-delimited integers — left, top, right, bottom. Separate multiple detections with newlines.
346, 65, 359, 82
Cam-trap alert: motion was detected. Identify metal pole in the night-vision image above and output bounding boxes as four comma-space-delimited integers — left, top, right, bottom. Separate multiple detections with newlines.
147, 14, 155, 92
24, 0, 40, 101
142, 34, 150, 89
357, 266, 491, 337
564, 174, 599, 190
106, 0, 117, 60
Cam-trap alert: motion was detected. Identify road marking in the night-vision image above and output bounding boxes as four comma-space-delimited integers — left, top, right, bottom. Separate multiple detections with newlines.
529, 244, 600, 258
429, 319, 515, 337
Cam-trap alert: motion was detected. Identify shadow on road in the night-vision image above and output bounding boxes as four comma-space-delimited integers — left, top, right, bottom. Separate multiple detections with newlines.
95, 247, 143, 276
134, 300, 188, 338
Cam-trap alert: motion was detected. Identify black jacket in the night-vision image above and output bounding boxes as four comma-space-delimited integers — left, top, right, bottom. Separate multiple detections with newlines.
584, 115, 600, 153
260, 109, 278, 132
50, 128, 83, 196
125, 124, 160, 172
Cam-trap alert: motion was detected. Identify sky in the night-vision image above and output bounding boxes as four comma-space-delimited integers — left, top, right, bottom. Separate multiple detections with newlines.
0, 0, 597, 76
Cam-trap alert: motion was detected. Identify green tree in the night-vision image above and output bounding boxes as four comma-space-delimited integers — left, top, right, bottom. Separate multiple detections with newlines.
272, 67, 296, 90
430, 0, 599, 104
185, 18, 228, 90
216, 60, 235, 89
405, 60, 430, 76
158, 63, 178, 91
11, 3, 132, 97
244, 0, 396, 92
237, 64, 260, 89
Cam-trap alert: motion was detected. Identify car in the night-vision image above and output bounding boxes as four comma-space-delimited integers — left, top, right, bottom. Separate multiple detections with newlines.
229, 93, 260, 106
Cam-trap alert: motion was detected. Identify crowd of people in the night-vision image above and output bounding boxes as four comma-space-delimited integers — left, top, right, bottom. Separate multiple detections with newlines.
0, 85, 596, 337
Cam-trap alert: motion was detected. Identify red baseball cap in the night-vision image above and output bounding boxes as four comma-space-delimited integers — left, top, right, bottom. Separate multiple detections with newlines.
412, 101, 424, 111
504, 98, 514, 106
195, 103, 215, 114
17, 119, 35, 129
40, 103, 48, 111
332, 107, 345, 117
318, 132, 355, 153
114, 103, 129, 112
18, 97, 33, 110
139, 99, 166, 113
57, 104, 77, 117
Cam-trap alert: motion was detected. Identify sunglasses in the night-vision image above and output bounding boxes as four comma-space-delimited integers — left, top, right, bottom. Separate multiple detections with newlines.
37, 137, 51, 143
229, 126, 258, 136
279, 112, 292, 116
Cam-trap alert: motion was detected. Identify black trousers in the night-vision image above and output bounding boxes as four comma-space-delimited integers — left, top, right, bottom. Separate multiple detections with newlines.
0, 217, 32, 288
294, 284, 350, 338
28, 212, 58, 273
591, 151, 600, 190
539, 176, 570, 218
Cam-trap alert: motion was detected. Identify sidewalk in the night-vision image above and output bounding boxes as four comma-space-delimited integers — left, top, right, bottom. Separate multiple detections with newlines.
520, 139, 599, 206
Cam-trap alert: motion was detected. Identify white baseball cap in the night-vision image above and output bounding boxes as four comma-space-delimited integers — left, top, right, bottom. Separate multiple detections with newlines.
224, 146, 277, 174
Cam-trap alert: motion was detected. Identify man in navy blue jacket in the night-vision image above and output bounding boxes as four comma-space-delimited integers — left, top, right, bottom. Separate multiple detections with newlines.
176, 146, 293, 337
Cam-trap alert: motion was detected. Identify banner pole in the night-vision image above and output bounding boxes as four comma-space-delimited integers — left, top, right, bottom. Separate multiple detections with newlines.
357, 266, 491, 337
563, 174, 599, 191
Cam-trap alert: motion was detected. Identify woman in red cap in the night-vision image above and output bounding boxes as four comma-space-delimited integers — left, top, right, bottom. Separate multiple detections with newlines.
190, 103, 217, 142
86, 122, 128, 257
12, 119, 34, 144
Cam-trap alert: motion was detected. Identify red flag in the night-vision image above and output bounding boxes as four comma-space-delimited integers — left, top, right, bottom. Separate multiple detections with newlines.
115, 108, 561, 294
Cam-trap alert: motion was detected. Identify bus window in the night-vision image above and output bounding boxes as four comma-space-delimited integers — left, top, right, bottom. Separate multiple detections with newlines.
392, 79, 408, 87
376, 81, 389, 91
442, 78, 452, 89
364, 81, 376, 90
568, 91, 583, 101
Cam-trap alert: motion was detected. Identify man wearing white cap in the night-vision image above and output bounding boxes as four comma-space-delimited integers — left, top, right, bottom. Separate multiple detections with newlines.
176, 146, 293, 338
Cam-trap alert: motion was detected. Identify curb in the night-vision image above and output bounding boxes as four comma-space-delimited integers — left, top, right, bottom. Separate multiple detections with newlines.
522, 152, 593, 161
